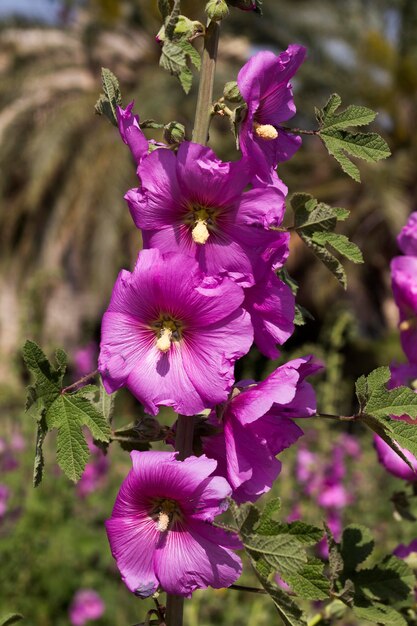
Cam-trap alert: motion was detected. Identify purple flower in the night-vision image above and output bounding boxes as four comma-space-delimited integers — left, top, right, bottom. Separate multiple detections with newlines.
106, 451, 242, 598
125, 142, 287, 287
391, 255, 417, 364
99, 249, 253, 416
243, 235, 295, 358
237, 45, 306, 181
116, 102, 149, 165
394, 539, 417, 560
398, 212, 417, 256
69, 589, 105, 626
73, 342, 97, 379
203, 356, 321, 503
0, 485, 9, 519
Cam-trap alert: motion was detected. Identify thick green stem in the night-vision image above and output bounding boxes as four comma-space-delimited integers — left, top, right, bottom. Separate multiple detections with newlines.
165, 414, 195, 626
192, 20, 221, 145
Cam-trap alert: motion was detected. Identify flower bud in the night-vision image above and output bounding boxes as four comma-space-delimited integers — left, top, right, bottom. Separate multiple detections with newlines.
226, 0, 258, 11
206, 0, 229, 21
163, 121, 186, 145
223, 81, 243, 103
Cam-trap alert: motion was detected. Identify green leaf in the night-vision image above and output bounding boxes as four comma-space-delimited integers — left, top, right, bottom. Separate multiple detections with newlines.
160, 40, 200, 94
22, 340, 65, 413
95, 68, 122, 127
158, 0, 171, 19
286, 558, 329, 600
33, 420, 47, 487
352, 600, 408, 626
325, 523, 344, 593
316, 94, 377, 131
22, 341, 110, 484
256, 576, 307, 626
97, 379, 115, 426
0, 615, 24, 626
356, 366, 417, 468
140, 119, 165, 129
46, 393, 111, 482
340, 525, 374, 573
291, 194, 361, 288
165, 0, 181, 39
316, 94, 390, 181
355, 556, 415, 603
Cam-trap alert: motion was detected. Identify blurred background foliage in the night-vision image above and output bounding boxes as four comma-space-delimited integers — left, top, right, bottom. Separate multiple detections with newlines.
1, 0, 417, 624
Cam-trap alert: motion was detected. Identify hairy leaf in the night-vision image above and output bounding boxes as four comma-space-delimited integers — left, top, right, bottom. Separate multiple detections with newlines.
95, 68, 122, 127
256, 576, 307, 626
316, 94, 390, 181
340, 525, 374, 573
355, 556, 415, 603
352, 601, 407, 626
159, 40, 200, 94
286, 558, 329, 600
0, 616, 24, 626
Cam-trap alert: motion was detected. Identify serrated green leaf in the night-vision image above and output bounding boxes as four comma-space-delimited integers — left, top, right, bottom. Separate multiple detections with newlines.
258, 577, 307, 626
98, 67, 122, 126
340, 525, 374, 573
165, 0, 180, 39
291, 193, 349, 231
160, 39, 199, 94
355, 375, 368, 411
311, 232, 363, 263
255, 497, 281, 532
352, 600, 407, 626
316, 94, 377, 131
33, 420, 47, 487
0, 615, 24, 626
22, 340, 65, 412
320, 130, 390, 182
286, 559, 329, 600
300, 233, 347, 288
243, 533, 307, 578
98, 379, 115, 425
355, 556, 415, 603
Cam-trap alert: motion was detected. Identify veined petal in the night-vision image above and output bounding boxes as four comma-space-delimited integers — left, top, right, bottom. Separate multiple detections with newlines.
155, 519, 242, 597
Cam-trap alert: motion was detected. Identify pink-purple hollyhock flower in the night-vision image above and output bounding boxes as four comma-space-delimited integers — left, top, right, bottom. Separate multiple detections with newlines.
106, 451, 242, 598
374, 362, 417, 481
73, 342, 97, 379
237, 45, 306, 181
99, 248, 253, 416
243, 233, 295, 358
391, 255, 417, 364
0, 485, 9, 519
398, 212, 417, 256
394, 539, 417, 599
203, 356, 321, 503
125, 142, 287, 287
69, 589, 105, 626
117, 102, 149, 165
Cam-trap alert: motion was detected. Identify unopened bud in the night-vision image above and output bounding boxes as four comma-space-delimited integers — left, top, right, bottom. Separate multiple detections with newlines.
164, 121, 186, 145
206, 0, 229, 21
223, 81, 243, 103
227, 0, 258, 11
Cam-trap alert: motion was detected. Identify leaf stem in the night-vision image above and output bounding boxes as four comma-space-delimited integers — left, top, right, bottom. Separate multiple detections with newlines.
192, 20, 221, 144
228, 584, 267, 595
278, 125, 319, 136
314, 412, 356, 421
61, 370, 98, 394
165, 414, 195, 625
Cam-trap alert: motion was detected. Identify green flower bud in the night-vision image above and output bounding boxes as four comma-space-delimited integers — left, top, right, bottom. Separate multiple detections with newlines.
223, 81, 243, 103
164, 121, 186, 145
205, 0, 229, 21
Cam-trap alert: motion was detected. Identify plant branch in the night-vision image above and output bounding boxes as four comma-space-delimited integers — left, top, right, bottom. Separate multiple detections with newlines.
165, 414, 195, 625
192, 19, 221, 144
229, 584, 267, 595
61, 370, 98, 394
278, 125, 319, 136
314, 412, 356, 421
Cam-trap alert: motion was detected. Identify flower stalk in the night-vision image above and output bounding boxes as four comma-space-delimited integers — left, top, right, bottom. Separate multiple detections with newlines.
192, 20, 221, 145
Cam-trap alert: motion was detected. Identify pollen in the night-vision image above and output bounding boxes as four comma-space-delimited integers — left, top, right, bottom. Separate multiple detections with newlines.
399, 318, 417, 332
192, 219, 210, 245
156, 327, 173, 352
253, 122, 278, 141
156, 511, 171, 532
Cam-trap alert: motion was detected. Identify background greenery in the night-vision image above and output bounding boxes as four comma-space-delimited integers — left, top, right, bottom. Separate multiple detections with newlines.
1, 0, 417, 624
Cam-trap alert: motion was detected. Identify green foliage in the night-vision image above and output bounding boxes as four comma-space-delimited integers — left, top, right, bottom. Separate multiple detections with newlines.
355, 366, 417, 469
0, 616, 24, 626
325, 524, 415, 625
231, 499, 329, 626
291, 193, 363, 288
158, 4, 202, 93
94, 68, 122, 127
22, 341, 111, 484
316, 94, 391, 181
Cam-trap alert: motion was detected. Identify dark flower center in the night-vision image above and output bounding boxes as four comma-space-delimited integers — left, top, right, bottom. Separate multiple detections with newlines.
184, 204, 220, 245
151, 315, 184, 352
149, 497, 182, 532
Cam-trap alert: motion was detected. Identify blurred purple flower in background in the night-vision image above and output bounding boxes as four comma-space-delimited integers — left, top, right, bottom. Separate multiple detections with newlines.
0, 485, 10, 519
69, 589, 105, 626
76, 436, 109, 498
73, 342, 98, 379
